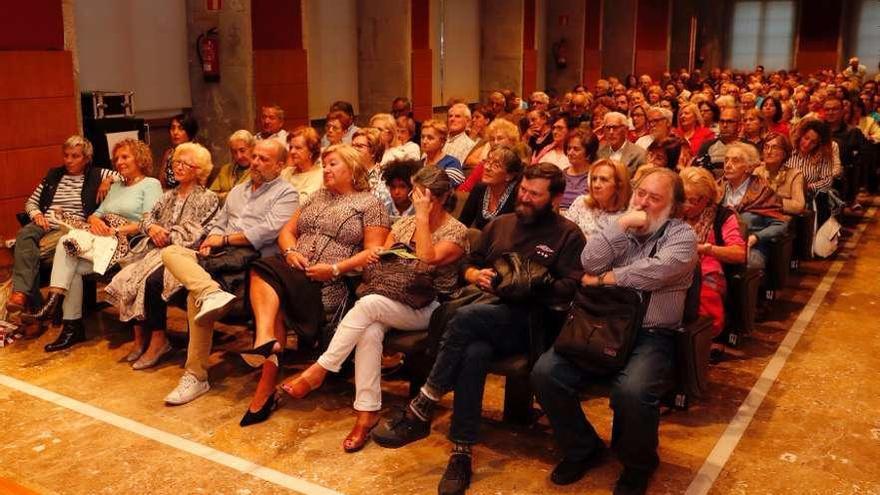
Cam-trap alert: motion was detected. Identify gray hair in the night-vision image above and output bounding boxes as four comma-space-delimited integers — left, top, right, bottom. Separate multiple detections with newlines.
530, 91, 549, 104
726, 142, 760, 165
256, 137, 288, 164
449, 103, 472, 119
603, 112, 628, 126
63, 135, 94, 160
648, 106, 673, 125
173, 142, 214, 186
228, 129, 256, 147
262, 104, 285, 120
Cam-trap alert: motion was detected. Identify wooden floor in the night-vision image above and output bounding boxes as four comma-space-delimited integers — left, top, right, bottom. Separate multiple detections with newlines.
0, 203, 879, 494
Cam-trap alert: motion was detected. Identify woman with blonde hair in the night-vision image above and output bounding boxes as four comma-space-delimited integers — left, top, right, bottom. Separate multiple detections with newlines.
459, 118, 525, 192
105, 142, 220, 368
563, 158, 630, 239
673, 102, 715, 156
24, 139, 162, 352
680, 166, 746, 337
370, 113, 420, 166
236, 144, 390, 427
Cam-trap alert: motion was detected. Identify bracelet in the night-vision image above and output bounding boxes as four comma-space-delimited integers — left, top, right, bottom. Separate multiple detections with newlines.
331, 264, 341, 277
222, 235, 228, 247
283, 246, 297, 256
597, 272, 607, 286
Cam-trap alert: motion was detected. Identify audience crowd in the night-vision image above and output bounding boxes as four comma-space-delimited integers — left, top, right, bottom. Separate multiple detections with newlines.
5, 59, 880, 495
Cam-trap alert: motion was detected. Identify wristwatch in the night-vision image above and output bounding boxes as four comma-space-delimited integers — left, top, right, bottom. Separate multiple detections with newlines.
283, 246, 297, 256
331, 264, 341, 278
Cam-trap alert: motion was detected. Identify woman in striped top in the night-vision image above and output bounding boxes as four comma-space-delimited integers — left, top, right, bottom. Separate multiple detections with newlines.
7, 136, 115, 320
24, 139, 162, 352
785, 119, 842, 226
785, 119, 840, 195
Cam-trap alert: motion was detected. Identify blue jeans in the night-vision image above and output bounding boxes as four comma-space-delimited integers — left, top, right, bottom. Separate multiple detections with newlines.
740, 212, 788, 269
531, 330, 675, 472
425, 302, 530, 444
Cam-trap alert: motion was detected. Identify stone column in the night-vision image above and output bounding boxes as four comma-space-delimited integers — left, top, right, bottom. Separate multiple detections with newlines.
186, 0, 255, 163
480, 0, 524, 101
356, 0, 410, 120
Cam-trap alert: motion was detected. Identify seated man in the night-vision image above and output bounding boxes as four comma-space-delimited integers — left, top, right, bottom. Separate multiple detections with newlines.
371, 163, 586, 495
7, 136, 116, 317
209, 130, 254, 202
160, 139, 299, 405
531, 167, 698, 495
719, 143, 788, 268
596, 112, 647, 176
694, 107, 757, 172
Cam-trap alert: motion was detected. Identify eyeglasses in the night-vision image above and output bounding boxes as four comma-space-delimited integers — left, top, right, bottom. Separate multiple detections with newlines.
172, 160, 198, 169
763, 143, 785, 152
484, 158, 503, 170
719, 119, 739, 125
648, 117, 667, 124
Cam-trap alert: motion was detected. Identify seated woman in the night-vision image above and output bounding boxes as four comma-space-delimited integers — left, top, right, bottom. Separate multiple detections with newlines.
760, 95, 790, 137
281, 126, 324, 205
280, 166, 467, 452
458, 145, 523, 230
461, 105, 496, 176
322, 111, 346, 150
23, 139, 162, 352
371, 113, 420, 166
383, 159, 422, 222
237, 144, 390, 426
628, 103, 650, 143
698, 99, 721, 135
741, 108, 767, 150
563, 158, 630, 238
633, 136, 685, 183
532, 114, 572, 170
674, 102, 715, 156
352, 128, 393, 211
459, 118, 525, 192
753, 132, 805, 215
719, 143, 788, 269
785, 119, 841, 225
158, 112, 199, 189
209, 130, 253, 202
7, 136, 116, 320
680, 167, 746, 337
104, 143, 219, 369
560, 129, 599, 210
420, 119, 466, 187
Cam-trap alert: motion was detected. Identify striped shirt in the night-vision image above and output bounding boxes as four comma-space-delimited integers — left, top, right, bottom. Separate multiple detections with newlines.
442, 131, 476, 164
581, 218, 698, 329
784, 143, 841, 193
25, 169, 116, 226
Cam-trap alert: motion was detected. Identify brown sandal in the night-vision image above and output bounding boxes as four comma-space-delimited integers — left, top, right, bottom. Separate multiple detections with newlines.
279, 372, 323, 399
343, 414, 380, 453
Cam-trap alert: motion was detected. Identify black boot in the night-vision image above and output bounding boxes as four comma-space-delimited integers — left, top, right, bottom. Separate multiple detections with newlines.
44, 319, 86, 352
21, 292, 64, 324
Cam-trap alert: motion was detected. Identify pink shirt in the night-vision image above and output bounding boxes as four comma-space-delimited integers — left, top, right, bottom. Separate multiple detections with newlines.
701, 213, 745, 277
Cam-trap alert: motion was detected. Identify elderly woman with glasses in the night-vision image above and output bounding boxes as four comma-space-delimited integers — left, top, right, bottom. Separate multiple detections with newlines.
753, 132, 805, 215
458, 145, 523, 229
105, 143, 220, 369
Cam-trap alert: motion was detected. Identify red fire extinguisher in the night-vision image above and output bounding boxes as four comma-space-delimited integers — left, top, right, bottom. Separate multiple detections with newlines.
197, 28, 220, 82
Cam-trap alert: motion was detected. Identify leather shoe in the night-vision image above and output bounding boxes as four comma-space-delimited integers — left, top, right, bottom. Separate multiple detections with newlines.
44, 319, 86, 352
5, 291, 28, 313
550, 445, 607, 485
371, 408, 430, 448
613, 467, 652, 495
438, 453, 472, 495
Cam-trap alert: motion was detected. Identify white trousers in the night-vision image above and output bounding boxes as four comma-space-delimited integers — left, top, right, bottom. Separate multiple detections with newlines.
317, 294, 438, 411
49, 238, 95, 320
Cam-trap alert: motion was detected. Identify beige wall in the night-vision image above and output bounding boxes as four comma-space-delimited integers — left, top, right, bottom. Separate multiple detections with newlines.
305, 0, 359, 120
357, 0, 410, 120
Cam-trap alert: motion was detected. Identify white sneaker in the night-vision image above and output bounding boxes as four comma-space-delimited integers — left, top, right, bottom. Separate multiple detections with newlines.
194, 290, 237, 326
164, 372, 210, 405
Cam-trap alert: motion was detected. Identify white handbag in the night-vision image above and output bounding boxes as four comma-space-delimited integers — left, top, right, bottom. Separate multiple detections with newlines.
812, 215, 841, 258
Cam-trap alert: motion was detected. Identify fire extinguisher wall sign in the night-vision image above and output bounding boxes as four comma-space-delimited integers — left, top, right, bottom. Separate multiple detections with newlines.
197, 28, 220, 82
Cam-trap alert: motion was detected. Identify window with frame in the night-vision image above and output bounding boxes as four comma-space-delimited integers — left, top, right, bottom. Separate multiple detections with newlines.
728, 1, 796, 71
852, 0, 880, 74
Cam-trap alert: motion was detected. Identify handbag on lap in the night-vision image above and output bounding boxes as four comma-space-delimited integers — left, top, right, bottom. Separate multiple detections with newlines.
357, 243, 437, 309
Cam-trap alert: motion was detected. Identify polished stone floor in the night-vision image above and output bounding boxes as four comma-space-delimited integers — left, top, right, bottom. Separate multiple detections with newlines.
0, 206, 878, 494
